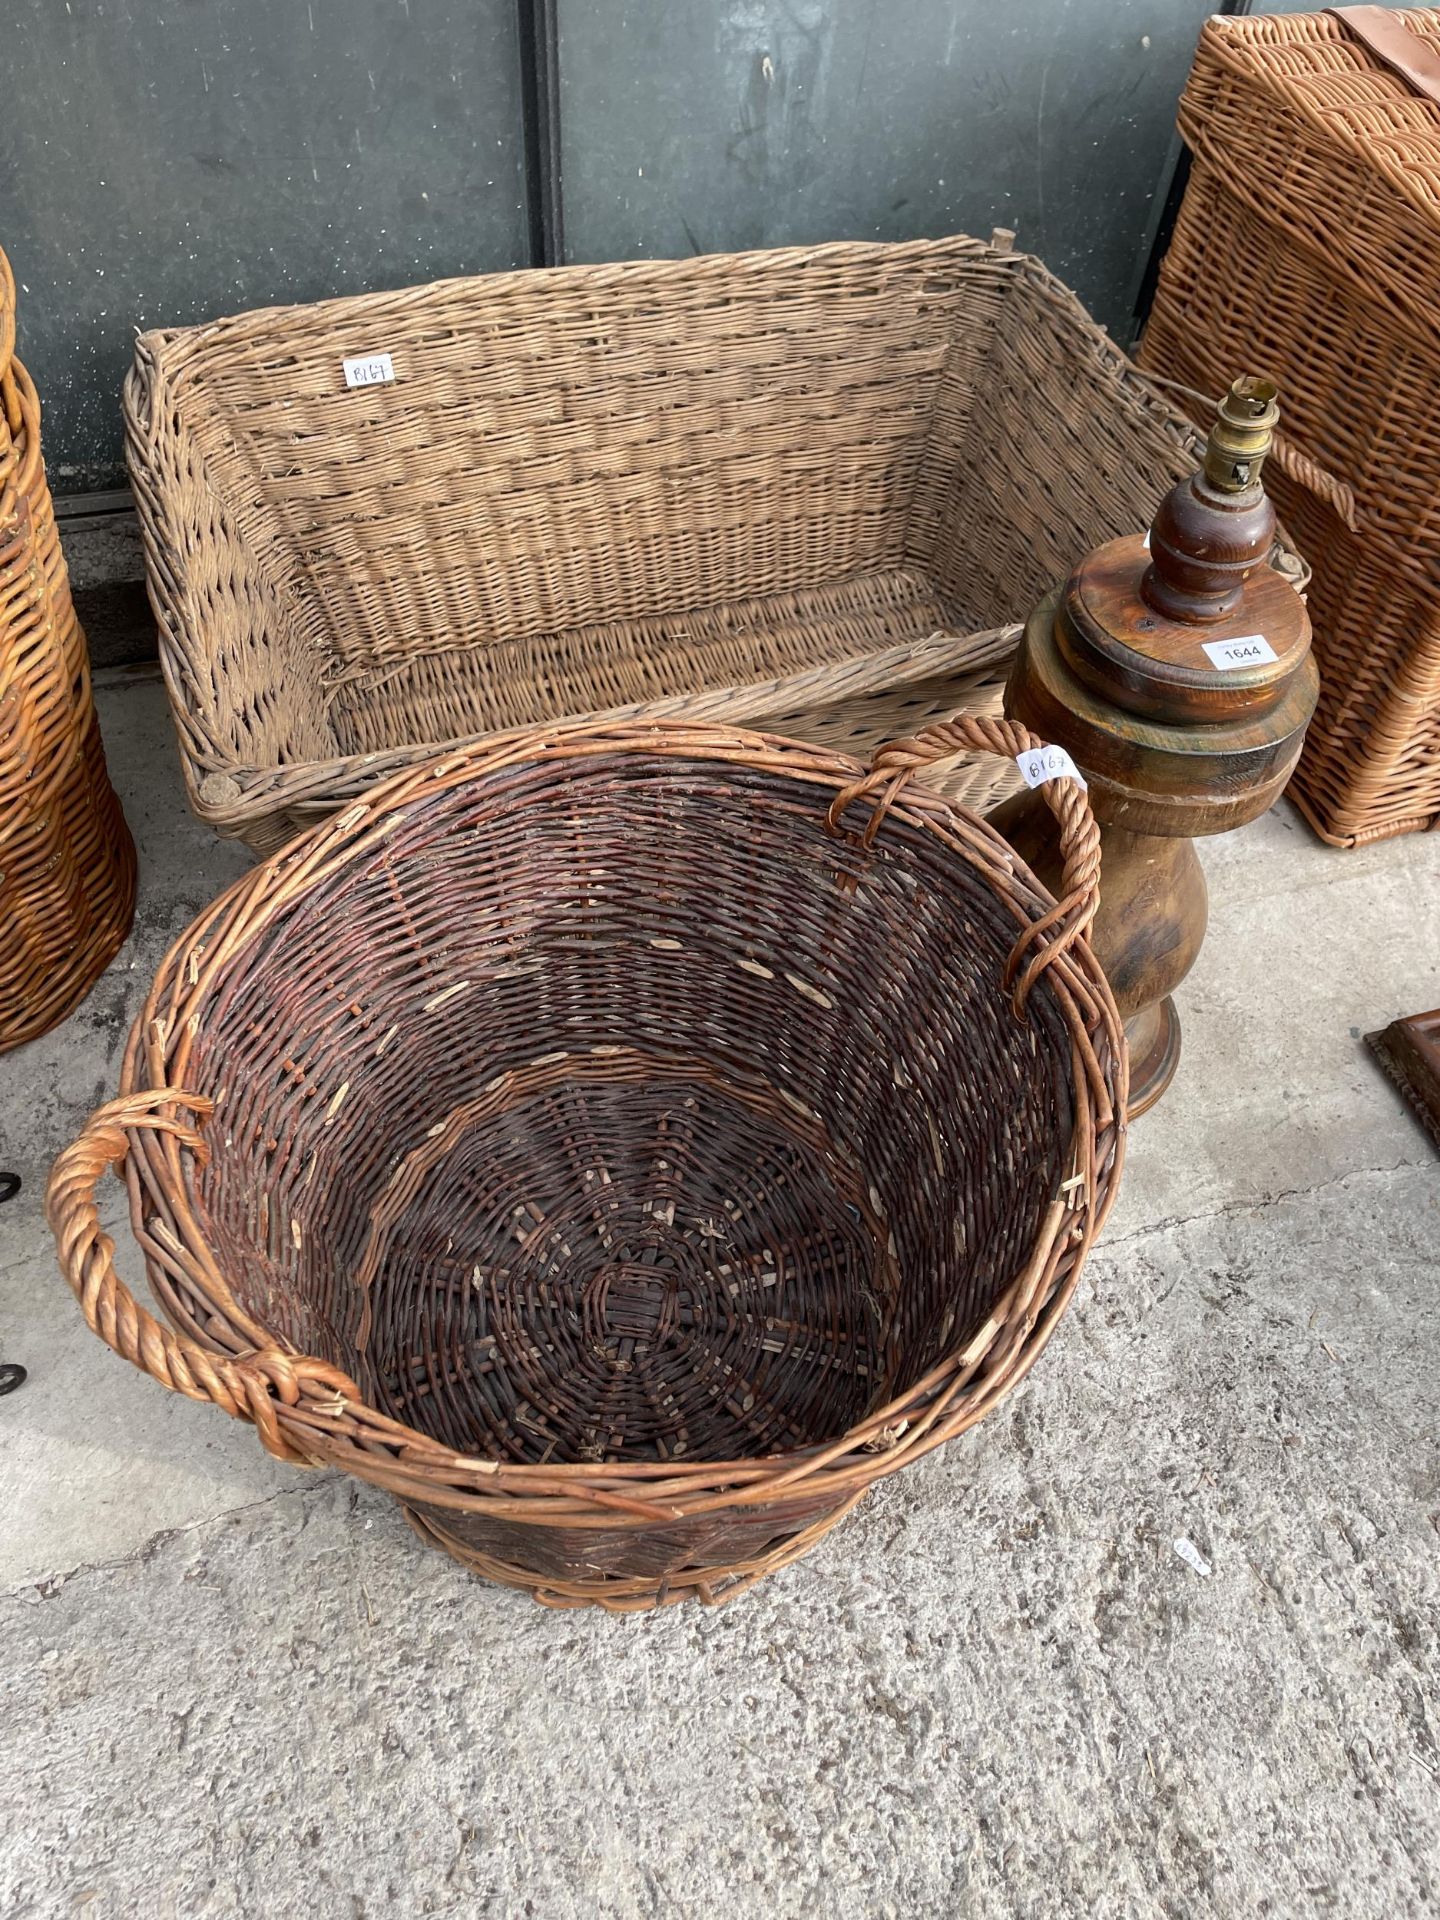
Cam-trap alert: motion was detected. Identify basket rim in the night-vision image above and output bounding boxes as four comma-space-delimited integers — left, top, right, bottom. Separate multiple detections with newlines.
80, 716, 1126, 1527
127, 231, 1021, 363
1200, 9, 1440, 169
180, 623, 1024, 826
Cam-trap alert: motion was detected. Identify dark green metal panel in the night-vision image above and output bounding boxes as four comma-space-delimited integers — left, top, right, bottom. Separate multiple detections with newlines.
4, 0, 530, 491
554, 0, 1215, 340
6, 0, 1220, 496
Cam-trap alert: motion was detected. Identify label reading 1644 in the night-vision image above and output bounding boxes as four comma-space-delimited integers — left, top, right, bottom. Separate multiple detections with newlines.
1202, 633, 1279, 671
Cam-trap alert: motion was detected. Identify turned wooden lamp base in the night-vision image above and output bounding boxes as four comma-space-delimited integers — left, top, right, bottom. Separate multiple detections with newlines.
991, 375, 1318, 1121
989, 789, 1212, 1120
1125, 998, 1182, 1118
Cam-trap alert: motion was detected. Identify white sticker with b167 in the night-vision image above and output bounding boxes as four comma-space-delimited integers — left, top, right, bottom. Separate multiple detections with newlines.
341, 351, 395, 389
1016, 744, 1087, 790
1202, 633, 1279, 671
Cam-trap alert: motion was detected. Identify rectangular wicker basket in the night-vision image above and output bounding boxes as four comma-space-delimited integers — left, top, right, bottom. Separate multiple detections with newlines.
1140, 7, 1440, 846
125, 233, 1205, 854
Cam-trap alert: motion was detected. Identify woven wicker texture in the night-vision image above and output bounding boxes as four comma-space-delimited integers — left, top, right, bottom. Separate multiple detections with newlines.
1141, 8, 1440, 845
1, 245, 135, 1049
123, 235, 1207, 854
48, 715, 1125, 1611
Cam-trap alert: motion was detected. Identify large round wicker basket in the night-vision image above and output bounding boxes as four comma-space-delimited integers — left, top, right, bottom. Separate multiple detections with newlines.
49, 714, 1126, 1610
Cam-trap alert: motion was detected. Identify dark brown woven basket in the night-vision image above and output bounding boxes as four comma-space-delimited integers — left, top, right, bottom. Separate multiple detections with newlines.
1, 244, 135, 1048
49, 714, 1125, 1611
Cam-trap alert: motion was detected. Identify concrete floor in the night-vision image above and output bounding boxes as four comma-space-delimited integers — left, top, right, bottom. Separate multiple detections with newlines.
2, 674, 1438, 1919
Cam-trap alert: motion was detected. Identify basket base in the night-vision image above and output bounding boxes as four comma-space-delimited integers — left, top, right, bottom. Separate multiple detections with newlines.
361, 1051, 897, 1468
1126, 996, 1182, 1120
400, 1493, 866, 1613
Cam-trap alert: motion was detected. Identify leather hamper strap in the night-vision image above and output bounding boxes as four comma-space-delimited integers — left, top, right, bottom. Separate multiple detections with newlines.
1328, 6, 1440, 108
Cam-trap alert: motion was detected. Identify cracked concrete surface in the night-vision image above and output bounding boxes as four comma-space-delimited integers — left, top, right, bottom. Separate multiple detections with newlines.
1, 675, 1438, 1918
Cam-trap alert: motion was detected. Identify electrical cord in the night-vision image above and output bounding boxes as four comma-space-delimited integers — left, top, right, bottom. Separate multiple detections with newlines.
0, 1171, 26, 1394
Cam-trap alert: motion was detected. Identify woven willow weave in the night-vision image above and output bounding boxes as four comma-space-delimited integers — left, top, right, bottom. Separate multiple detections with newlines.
50, 715, 1125, 1611
1142, 8, 1440, 845
124, 235, 1207, 854
1, 245, 134, 1049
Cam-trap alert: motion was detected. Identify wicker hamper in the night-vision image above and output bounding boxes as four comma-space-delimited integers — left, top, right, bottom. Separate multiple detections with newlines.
1140, 6, 1440, 845
1, 245, 135, 1049
49, 713, 1124, 1611
124, 234, 1211, 855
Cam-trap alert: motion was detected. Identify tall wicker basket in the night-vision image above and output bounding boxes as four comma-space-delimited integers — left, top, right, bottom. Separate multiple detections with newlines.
124, 234, 1213, 855
1, 246, 135, 1049
1141, 6, 1440, 846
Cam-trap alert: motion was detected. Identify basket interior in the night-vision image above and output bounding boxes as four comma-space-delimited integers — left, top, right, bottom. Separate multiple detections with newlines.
177, 750, 1075, 1468
138, 242, 1194, 776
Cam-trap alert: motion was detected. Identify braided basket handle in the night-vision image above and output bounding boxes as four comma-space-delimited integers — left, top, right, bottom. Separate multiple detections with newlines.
829, 713, 1101, 1012
45, 1089, 357, 1464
